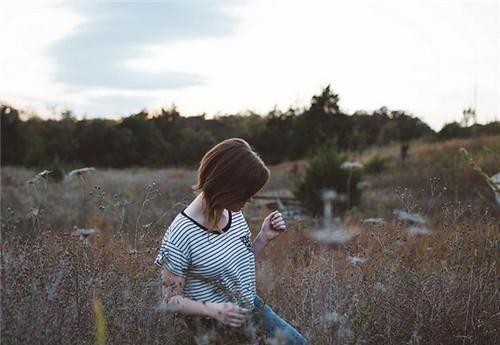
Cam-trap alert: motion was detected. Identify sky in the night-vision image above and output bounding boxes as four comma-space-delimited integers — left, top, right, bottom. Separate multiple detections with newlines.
0, 0, 498, 131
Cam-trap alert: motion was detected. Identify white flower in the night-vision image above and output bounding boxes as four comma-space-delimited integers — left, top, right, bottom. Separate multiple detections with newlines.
347, 255, 367, 265
67, 167, 96, 179
322, 311, 342, 323
39, 170, 52, 178
394, 239, 405, 246
71, 227, 98, 239
490, 172, 500, 184
307, 227, 358, 246
321, 189, 337, 200
27, 207, 39, 217
361, 217, 385, 225
341, 161, 364, 170
356, 181, 371, 190
26, 170, 53, 184
407, 226, 432, 237
321, 311, 352, 338
393, 208, 427, 225
490, 172, 500, 206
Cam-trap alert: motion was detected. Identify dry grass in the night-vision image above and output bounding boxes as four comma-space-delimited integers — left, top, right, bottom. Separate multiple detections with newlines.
1, 135, 499, 344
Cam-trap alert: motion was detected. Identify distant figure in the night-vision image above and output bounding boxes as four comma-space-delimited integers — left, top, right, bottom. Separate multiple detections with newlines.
400, 141, 410, 163
154, 138, 309, 344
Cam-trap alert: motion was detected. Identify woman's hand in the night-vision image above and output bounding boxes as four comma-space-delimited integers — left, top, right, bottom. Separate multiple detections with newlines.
259, 210, 286, 242
207, 302, 252, 327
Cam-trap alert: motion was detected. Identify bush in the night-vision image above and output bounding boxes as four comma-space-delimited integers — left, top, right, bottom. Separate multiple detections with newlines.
364, 154, 389, 175
47, 160, 65, 183
293, 141, 364, 217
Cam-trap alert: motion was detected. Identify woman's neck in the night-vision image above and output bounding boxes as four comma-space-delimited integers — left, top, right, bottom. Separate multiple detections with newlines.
185, 192, 229, 230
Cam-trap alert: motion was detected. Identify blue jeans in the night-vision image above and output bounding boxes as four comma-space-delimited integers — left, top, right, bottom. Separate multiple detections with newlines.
252, 295, 309, 344
184, 295, 309, 344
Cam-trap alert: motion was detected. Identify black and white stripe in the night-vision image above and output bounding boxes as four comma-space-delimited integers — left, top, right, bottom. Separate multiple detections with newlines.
155, 209, 256, 309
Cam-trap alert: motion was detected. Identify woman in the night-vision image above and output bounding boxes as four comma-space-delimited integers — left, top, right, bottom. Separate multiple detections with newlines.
154, 138, 309, 344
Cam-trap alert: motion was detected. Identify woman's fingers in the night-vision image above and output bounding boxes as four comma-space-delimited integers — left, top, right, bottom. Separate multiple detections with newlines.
226, 314, 249, 327
271, 219, 285, 229
228, 320, 242, 327
228, 311, 248, 321
268, 210, 280, 220
216, 303, 252, 327
229, 304, 250, 313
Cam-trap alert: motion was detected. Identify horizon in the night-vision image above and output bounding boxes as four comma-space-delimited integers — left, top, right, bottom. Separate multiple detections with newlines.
6, 97, 499, 135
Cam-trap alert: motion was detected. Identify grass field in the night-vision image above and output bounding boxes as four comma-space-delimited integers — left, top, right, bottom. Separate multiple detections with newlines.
1, 135, 499, 344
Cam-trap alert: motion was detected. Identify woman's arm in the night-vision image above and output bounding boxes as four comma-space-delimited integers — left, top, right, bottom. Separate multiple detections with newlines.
161, 268, 211, 316
253, 210, 286, 257
161, 268, 251, 327
252, 232, 269, 258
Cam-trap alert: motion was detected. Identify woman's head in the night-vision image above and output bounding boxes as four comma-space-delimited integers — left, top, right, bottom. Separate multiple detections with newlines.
192, 138, 270, 232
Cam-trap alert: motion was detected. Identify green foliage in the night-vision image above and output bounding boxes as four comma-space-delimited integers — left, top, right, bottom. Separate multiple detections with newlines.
175, 126, 217, 167
376, 121, 400, 145
436, 122, 470, 140
365, 154, 390, 175
435, 121, 500, 141
3, 88, 498, 169
47, 160, 65, 183
293, 140, 364, 217
1, 105, 26, 165
254, 108, 296, 164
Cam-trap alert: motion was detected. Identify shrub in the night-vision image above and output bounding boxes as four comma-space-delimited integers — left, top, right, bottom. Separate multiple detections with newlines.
364, 154, 389, 175
293, 140, 364, 217
47, 160, 65, 183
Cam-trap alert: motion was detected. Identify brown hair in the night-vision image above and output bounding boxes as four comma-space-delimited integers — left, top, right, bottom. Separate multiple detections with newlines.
191, 138, 270, 233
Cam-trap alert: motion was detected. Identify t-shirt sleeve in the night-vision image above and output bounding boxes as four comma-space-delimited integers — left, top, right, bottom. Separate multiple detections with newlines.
246, 224, 252, 238
154, 225, 190, 278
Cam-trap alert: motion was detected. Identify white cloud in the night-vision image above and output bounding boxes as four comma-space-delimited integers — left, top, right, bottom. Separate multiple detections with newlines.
0, 0, 498, 130
124, 0, 499, 130
0, 2, 89, 114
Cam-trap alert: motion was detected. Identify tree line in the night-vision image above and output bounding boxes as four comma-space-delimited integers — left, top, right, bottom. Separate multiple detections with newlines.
2, 85, 498, 169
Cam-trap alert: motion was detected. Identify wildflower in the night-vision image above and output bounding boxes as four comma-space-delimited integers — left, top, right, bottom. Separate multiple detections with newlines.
307, 226, 358, 246
39, 170, 52, 178
394, 239, 405, 246
407, 226, 432, 237
266, 329, 289, 345
460, 148, 500, 204
321, 311, 352, 338
341, 161, 364, 170
393, 208, 427, 225
347, 255, 367, 265
71, 227, 98, 239
26, 170, 52, 184
27, 207, 39, 217
374, 282, 386, 292
322, 189, 337, 200
489, 172, 500, 185
321, 311, 342, 323
489, 172, 500, 206
356, 181, 371, 190
361, 217, 385, 225
67, 167, 96, 179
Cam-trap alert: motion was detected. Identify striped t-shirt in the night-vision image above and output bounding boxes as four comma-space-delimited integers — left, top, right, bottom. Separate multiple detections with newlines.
154, 208, 256, 309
